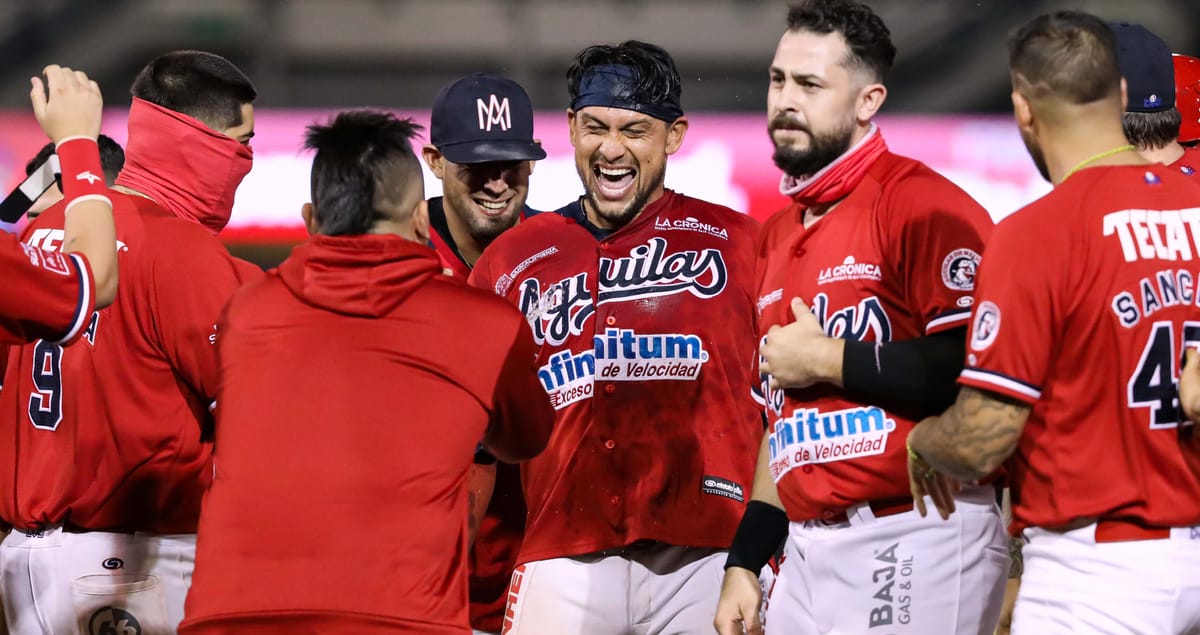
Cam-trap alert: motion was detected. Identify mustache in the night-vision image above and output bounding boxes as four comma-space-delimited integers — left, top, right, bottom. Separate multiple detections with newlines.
769, 114, 809, 133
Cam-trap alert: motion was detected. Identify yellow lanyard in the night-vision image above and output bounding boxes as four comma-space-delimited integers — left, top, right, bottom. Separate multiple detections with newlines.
1062, 144, 1136, 181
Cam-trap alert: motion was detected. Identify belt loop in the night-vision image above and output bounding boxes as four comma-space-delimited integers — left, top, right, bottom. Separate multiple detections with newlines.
1170, 525, 1200, 541
848, 502, 875, 526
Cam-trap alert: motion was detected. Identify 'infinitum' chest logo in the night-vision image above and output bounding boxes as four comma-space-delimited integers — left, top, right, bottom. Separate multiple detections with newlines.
598, 237, 727, 304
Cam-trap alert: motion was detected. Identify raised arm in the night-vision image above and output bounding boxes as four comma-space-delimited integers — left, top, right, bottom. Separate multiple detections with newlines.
32, 65, 118, 307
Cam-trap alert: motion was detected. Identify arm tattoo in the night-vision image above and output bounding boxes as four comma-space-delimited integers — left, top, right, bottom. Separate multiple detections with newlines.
912, 387, 1031, 481
1008, 536, 1024, 579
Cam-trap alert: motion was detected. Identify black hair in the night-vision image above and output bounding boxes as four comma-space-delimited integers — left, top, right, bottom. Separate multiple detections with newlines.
1123, 108, 1183, 150
303, 110, 424, 237
130, 50, 257, 131
567, 40, 683, 110
787, 0, 897, 82
1009, 11, 1121, 105
25, 135, 125, 185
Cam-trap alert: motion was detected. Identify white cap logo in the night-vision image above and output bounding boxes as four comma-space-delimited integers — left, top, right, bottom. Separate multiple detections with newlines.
477, 94, 511, 132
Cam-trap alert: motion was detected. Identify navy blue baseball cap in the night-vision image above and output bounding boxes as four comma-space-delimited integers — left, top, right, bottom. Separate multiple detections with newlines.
430, 73, 546, 164
1110, 22, 1176, 113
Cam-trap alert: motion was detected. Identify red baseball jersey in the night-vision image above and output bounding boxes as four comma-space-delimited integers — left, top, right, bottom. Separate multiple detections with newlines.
181, 234, 552, 634
468, 189, 763, 565
0, 234, 93, 347
959, 164, 1200, 533
757, 152, 992, 522
0, 191, 262, 533
1173, 144, 1200, 177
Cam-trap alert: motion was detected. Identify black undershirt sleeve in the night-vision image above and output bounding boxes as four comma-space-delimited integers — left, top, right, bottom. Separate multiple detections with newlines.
842, 326, 967, 415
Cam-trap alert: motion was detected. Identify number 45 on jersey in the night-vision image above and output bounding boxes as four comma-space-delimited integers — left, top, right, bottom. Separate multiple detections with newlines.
1130, 320, 1200, 428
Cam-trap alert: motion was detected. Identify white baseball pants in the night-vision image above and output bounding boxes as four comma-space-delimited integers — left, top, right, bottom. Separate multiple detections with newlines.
501, 542, 726, 634
765, 486, 1008, 634
1013, 523, 1200, 634
0, 527, 194, 635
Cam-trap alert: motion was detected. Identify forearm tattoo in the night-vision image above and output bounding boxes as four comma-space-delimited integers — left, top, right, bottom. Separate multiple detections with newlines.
1008, 536, 1024, 579
916, 387, 1030, 481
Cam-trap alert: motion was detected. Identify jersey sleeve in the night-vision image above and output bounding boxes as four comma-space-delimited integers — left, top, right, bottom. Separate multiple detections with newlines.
957, 213, 1059, 404
484, 316, 554, 463
0, 234, 95, 346
147, 228, 263, 406
887, 174, 993, 335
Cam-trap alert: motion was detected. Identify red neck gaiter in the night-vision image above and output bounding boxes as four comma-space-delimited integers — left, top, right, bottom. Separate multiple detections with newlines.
780, 124, 887, 207
114, 97, 253, 235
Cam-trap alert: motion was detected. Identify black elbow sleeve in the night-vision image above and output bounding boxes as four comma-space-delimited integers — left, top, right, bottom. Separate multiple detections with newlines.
842, 327, 967, 412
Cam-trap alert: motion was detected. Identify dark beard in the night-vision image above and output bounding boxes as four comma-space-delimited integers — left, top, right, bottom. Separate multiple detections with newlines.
1021, 130, 1051, 182
769, 117, 855, 178
464, 213, 518, 247
583, 167, 663, 230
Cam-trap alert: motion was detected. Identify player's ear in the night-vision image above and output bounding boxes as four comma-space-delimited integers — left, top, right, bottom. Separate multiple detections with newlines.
410, 199, 430, 244
301, 202, 319, 235
856, 82, 887, 123
1119, 77, 1129, 113
665, 116, 689, 156
567, 110, 579, 148
421, 145, 446, 179
1011, 90, 1034, 131
529, 139, 541, 175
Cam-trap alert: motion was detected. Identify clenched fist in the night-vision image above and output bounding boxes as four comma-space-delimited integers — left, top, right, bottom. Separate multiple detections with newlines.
30, 65, 103, 143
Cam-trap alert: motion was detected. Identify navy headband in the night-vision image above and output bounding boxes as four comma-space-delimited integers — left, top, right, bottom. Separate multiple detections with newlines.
569, 64, 684, 122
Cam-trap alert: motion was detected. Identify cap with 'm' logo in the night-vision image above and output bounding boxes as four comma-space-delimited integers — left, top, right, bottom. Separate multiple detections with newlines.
430, 73, 547, 164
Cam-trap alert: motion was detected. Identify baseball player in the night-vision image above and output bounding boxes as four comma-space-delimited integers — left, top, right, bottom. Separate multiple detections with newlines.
715, 2, 1004, 634
907, 11, 1200, 634
0, 51, 263, 634
180, 110, 554, 634
423, 73, 545, 278
420, 73, 546, 635
468, 41, 763, 633
1111, 23, 1200, 173
1176, 53, 1200, 148
0, 65, 118, 342
23, 135, 124, 219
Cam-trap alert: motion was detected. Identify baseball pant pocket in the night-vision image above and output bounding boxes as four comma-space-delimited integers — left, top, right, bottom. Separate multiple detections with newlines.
72, 574, 170, 635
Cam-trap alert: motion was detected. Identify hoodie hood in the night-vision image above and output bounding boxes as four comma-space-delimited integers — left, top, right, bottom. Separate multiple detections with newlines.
277, 234, 443, 317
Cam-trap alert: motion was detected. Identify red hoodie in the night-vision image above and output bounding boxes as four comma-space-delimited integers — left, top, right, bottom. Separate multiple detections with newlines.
181, 234, 553, 635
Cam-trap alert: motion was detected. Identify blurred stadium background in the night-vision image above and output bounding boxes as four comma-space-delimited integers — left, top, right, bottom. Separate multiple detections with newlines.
1, 0, 1198, 266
